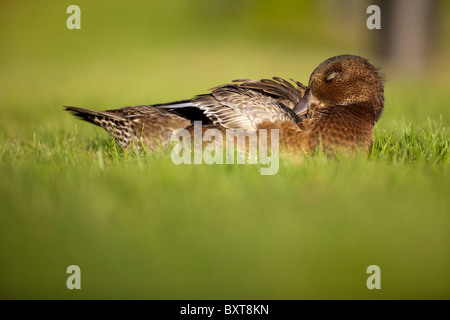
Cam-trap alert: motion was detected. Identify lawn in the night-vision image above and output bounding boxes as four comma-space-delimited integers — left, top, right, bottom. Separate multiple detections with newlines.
0, 1, 449, 299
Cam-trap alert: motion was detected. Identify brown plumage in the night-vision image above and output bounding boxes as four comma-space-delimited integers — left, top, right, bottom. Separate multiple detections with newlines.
65, 54, 384, 153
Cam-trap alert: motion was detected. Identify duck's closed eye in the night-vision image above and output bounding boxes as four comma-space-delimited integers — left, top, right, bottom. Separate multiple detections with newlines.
325, 71, 340, 81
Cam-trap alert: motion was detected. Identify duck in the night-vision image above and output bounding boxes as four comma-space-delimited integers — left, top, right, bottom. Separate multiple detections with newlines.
65, 54, 384, 153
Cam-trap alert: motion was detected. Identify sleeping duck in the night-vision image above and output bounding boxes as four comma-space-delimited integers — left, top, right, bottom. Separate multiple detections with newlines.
65, 54, 384, 153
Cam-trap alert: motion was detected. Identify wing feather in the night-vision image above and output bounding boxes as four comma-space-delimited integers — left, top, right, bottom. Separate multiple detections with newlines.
192, 81, 304, 131
153, 77, 308, 131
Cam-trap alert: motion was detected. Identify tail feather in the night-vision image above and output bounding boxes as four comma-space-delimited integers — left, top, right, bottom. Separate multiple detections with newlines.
64, 106, 124, 126
64, 101, 209, 148
65, 106, 133, 148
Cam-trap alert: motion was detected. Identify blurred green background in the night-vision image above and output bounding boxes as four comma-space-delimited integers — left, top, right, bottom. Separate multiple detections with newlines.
1, 0, 449, 299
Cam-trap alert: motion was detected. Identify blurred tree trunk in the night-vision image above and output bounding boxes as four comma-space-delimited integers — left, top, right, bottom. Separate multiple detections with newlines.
379, 0, 438, 75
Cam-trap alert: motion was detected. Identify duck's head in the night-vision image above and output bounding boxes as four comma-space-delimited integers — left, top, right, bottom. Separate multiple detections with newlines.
294, 55, 384, 122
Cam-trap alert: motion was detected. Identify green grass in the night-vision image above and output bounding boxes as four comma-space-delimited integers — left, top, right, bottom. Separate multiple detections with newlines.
1, 1, 450, 299
1, 119, 449, 299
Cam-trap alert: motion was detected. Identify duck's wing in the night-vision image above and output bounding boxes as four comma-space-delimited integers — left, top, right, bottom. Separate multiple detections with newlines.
231, 77, 308, 110
159, 77, 307, 131
194, 84, 302, 131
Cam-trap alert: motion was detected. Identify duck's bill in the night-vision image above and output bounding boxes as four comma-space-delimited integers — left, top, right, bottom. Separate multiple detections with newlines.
293, 90, 319, 116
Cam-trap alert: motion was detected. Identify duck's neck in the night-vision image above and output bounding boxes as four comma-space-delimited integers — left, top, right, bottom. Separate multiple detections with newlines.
346, 102, 379, 125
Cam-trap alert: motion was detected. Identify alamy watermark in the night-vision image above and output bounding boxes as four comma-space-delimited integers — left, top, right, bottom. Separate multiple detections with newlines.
66, 5, 81, 30
367, 5, 381, 30
170, 122, 279, 175
366, 265, 381, 289
66, 265, 81, 290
